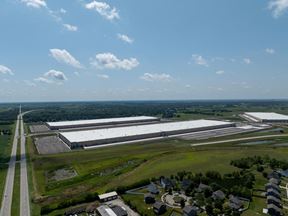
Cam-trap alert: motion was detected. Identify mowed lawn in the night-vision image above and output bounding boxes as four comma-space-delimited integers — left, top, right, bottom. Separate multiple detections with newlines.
28, 135, 288, 213
0, 123, 14, 205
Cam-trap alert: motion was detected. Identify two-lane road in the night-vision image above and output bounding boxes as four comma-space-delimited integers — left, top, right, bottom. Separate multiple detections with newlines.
0, 115, 20, 216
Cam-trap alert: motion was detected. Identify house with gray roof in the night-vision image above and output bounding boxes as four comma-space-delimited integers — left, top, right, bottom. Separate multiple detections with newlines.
183, 205, 198, 216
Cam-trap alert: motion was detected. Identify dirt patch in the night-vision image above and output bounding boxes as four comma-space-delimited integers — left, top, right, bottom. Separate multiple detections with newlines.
47, 167, 78, 182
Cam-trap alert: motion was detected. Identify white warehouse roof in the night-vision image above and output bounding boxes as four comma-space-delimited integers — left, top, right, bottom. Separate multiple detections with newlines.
47, 116, 158, 127
60, 119, 233, 143
244, 112, 288, 121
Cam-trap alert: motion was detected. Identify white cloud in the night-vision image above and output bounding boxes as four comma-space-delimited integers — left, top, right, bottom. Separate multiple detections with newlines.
140, 73, 172, 82
97, 74, 109, 79
34, 77, 53, 84
117, 34, 133, 44
265, 48, 275, 54
60, 8, 67, 14
21, 0, 46, 8
192, 54, 208, 67
24, 80, 36, 87
0, 65, 14, 75
63, 24, 78, 32
35, 70, 67, 84
243, 58, 251, 64
50, 49, 82, 68
216, 70, 225, 75
91, 52, 139, 70
268, 0, 288, 18
185, 84, 191, 88
44, 70, 67, 81
85, 1, 119, 21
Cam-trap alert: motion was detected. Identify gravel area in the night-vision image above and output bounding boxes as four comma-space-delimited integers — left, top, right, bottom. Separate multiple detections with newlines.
29, 124, 50, 133
34, 136, 70, 154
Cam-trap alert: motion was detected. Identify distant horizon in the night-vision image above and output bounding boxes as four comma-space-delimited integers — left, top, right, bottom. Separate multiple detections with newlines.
1, 98, 288, 105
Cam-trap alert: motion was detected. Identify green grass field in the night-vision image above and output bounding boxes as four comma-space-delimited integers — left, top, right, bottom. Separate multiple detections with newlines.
0, 123, 14, 205
26, 132, 288, 215
12, 163, 20, 216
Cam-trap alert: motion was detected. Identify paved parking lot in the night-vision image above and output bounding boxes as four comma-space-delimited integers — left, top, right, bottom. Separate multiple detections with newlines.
29, 124, 50, 133
34, 136, 70, 155
180, 126, 262, 140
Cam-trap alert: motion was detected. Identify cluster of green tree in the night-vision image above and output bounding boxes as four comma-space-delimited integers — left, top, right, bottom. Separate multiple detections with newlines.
40, 192, 98, 215
113, 178, 150, 194
0, 108, 18, 124
17, 100, 288, 122
231, 155, 288, 170
0, 129, 12, 135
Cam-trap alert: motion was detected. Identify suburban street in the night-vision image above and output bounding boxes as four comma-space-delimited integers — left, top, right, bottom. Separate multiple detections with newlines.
20, 113, 31, 216
0, 114, 20, 216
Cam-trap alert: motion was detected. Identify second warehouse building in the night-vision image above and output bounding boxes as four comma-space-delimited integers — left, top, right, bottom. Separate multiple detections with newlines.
59, 119, 235, 148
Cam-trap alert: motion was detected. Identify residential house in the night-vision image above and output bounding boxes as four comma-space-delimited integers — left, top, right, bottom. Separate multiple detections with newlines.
183, 205, 198, 216
212, 190, 225, 200
144, 193, 155, 204
153, 201, 167, 215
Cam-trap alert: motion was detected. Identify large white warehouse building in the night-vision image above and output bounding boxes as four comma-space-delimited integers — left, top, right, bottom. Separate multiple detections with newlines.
59, 119, 235, 148
243, 112, 288, 123
46, 116, 159, 130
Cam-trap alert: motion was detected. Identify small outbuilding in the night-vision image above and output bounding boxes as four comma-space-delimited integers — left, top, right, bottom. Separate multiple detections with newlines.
98, 191, 118, 202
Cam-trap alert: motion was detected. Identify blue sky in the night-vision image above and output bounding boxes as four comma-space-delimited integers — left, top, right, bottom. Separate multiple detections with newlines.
1, 0, 288, 102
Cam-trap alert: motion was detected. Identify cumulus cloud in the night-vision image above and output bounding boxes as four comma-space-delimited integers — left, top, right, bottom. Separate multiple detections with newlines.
97, 74, 109, 79
192, 54, 208, 67
268, 0, 288, 18
44, 70, 67, 81
91, 52, 139, 70
140, 73, 172, 82
216, 70, 225, 75
34, 77, 53, 84
117, 34, 133, 44
35, 70, 67, 84
0, 65, 14, 75
265, 48, 275, 54
21, 0, 46, 8
243, 58, 251, 64
63, 24, 78, 32
85, 1, 119, 20
50, 49, 82, 68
